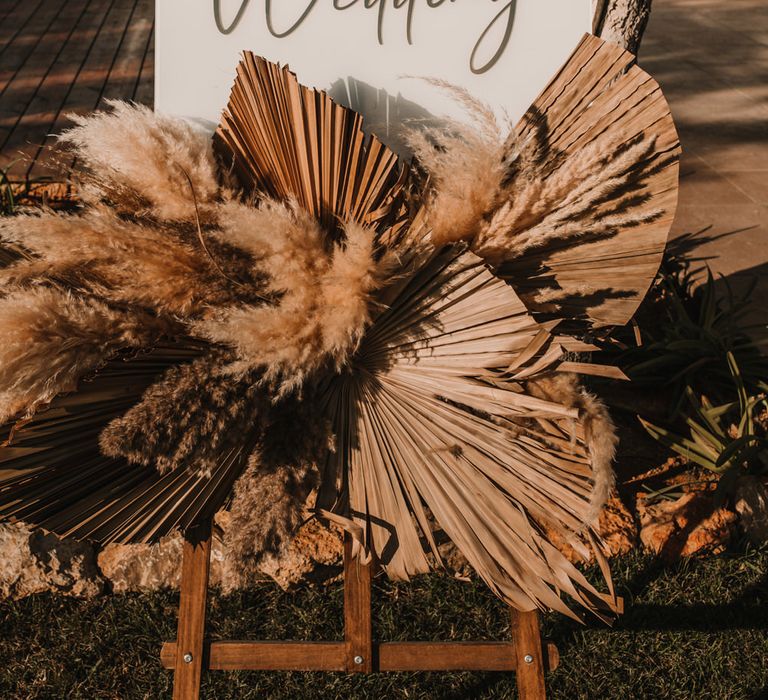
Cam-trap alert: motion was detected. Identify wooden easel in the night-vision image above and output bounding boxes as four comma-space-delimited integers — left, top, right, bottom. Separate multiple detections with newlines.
161, 521, 560, 700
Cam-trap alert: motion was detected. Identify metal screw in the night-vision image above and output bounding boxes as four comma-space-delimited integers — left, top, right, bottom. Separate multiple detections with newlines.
523, 654, 534, 664
354, 655, 364, 665
183, 653, 193, 664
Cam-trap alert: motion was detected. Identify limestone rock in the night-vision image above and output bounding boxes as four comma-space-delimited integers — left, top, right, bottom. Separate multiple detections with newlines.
0, 522, 103, 599
734, 476, 768, 544
98, 510, 344, 594
99, 533, 183, 593
98, 530, 229, 593
253, 518, 344, 591
595, 495, 637, 557
545, 495, 638, 564
637, 491, 737, 560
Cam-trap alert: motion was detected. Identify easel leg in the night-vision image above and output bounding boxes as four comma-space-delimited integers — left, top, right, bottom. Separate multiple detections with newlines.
173, 521, 213, 700
343, 536, 373, 673
511, 608, 547, 700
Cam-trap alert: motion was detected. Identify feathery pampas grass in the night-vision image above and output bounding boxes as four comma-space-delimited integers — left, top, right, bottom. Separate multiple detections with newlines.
60, 100, 221, 222
525, 373, 618, 524
0, 286, 169, 424
225, 397, 331, 579
0, 207, 264, 316
0, 101, 394, 563
406, 82, 507, 247
199, 204, 393, 393
410, 89, 663, 290
99, 351, 271, 476
474, 134, 661, 266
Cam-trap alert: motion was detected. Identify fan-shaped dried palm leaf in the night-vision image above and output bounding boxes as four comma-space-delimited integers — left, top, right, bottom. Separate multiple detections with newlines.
0, 345, 250, 544
317, 246, 616, 619
216, 52, 409, 236
407, 34, 679, 331
492, 34, 680, 328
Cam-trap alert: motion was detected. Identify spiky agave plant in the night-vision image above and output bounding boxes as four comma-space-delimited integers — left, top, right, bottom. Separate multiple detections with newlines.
0, 34, 679, 621
640, 352, 768, 499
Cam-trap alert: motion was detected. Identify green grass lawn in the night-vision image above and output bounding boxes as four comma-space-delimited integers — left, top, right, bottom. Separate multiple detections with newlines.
1, 544, 766, 700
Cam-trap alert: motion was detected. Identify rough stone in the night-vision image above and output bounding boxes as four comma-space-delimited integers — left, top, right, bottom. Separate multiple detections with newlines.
596, 495, 638, 557
733, 476, 768, 544
100, 533, 189, 593
637, 491, 738, 560
252, 518, 344, 591
0, 522, 103, 599
97, 511, 343, 594
545, 495, 638, 564
1, 490, 648, 598
98, 519, 234, 593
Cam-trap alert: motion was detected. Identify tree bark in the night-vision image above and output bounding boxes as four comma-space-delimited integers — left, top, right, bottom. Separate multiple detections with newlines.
592, 0, 653, 56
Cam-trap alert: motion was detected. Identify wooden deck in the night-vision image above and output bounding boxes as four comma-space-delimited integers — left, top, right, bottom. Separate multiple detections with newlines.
0, 0, 154, 198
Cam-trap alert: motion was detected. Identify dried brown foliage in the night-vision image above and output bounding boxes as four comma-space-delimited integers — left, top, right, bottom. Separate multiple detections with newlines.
0, 36, 679, 617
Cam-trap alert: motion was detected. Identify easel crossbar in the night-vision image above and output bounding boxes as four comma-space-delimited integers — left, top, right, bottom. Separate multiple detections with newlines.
160, 639, 560, 672
165, 526, 561, 700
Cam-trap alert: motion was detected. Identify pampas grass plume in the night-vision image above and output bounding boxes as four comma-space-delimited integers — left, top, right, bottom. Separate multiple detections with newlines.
199, 205, 390, 393
0, 287, 165, 424
526, 373, 617, 524
225, 397, 330, 576
407, 84, 506, 247
0, 206, 256, 317
100, 351, 271, 476
474, 133, 661, 265
60, 100, 220, 222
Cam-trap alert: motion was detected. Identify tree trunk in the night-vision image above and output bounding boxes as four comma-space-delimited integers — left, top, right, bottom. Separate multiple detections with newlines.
592, 0, 653, 56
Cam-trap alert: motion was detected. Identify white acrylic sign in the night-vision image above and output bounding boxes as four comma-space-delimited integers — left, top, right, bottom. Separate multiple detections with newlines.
156, 1, 592, 152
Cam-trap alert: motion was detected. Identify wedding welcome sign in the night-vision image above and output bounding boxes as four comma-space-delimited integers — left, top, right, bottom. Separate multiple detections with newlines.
155, 0, 592, 147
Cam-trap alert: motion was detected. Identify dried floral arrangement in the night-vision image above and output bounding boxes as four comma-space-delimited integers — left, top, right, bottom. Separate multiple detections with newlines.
0, 35, 679, 621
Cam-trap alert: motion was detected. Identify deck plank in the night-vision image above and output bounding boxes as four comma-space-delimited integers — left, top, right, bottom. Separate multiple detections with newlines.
0, 1, 23, 28
0, 0, 45, 55
45, 0, 142, 179
0, 0, 86, 175
23, 0, 123, 181
133, 20, 154, 107
0, 0, 154, 191
99, 0, 152, 105
13, 0, 115, 181
0, 0, 63, 96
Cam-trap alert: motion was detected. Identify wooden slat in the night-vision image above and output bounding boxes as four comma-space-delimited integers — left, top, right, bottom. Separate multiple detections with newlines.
31, 0, 138, 181
13, 0, 114, 181
0, 1, 22, 31
0, 0, 155, 190
378, 641, 559, 672
160, 639, 562, 673
511, 609, 547, 700
172, 521, 212, 700
161, 641, 346, 672
0, 0, 54, 85
343, 537, 373, 673
132, 13, 154, 105
160, 535, 561, 688
98, 0, 152, 105
0, 0, 44, 55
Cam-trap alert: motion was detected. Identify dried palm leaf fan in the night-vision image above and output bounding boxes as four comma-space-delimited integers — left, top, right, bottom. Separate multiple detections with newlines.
215, 52, 408, 236
488, 35, 680, 329
0, 34, 679, 622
